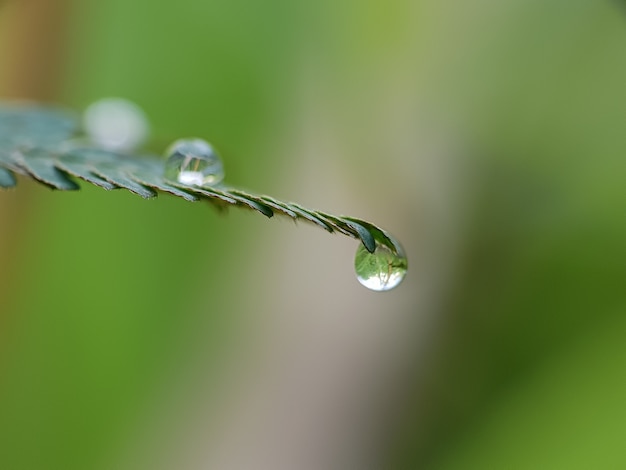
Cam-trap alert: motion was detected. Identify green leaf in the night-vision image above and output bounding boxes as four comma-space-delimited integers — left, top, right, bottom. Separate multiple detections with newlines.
0, 167, 16, 188
323, 215, 376, 253
17, 148, 80, 191
343, 217, 404, 256
0, 102, 404, 254
0, 103, 77, 148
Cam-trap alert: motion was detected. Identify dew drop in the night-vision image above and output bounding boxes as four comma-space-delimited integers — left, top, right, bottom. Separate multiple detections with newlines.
354, 239, 407, 291
84, 98, 149, 151
163, 138, 225, 187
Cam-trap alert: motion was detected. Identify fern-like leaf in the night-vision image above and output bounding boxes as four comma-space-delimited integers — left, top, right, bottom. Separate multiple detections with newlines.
0, 103, 402, 255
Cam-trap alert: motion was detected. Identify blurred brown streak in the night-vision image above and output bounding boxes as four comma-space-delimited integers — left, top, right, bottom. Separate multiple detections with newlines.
1, 0, 69, 100
0, 0, 69, 346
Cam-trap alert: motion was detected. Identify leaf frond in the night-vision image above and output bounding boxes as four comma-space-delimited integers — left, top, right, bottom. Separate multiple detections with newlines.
0, 103, 402, 255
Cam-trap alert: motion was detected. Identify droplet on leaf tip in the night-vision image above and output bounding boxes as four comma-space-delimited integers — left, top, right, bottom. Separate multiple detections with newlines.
354, 239, 407, 291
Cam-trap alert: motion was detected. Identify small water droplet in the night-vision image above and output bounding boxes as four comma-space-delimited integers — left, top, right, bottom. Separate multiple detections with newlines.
354, 239, 407, 291
163, 138, 224, 187
84, 98, 149, 151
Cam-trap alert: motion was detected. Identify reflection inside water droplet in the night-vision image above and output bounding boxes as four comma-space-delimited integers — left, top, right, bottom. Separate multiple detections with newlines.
163, 138, 224, 187
84, 98, 149, 151
354, 239, 407, 291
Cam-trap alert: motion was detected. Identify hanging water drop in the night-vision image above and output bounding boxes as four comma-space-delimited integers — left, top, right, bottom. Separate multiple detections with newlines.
354, 238, 407, 291
163, 138, 225, 187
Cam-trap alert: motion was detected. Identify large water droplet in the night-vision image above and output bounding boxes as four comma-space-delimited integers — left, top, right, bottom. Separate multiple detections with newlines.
84, 98, 149, 151
163, 138, 224, 187
354, 239, 407, 291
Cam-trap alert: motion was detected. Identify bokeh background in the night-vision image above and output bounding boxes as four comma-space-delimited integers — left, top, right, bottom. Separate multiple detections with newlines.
1, 0, 625, 469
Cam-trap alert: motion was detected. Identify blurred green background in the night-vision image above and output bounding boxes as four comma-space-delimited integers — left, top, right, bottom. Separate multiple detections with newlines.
0, 0, 625, 469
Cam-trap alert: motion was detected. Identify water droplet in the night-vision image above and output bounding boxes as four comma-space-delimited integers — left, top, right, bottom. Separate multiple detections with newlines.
163, 138, 224, 187
354, 239, 407, 291
84, 98, 149, 151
